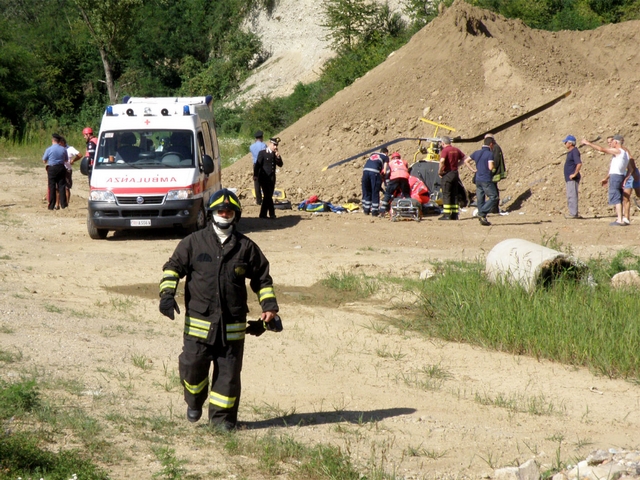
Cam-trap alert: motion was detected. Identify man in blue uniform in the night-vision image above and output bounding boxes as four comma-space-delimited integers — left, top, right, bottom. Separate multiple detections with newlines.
466, 137, 497, 226
250, 131, 267, 205
562, 135, 582, 219
361, 147, 389, 216
254, 137, 283, 219
42, 133, 68, 210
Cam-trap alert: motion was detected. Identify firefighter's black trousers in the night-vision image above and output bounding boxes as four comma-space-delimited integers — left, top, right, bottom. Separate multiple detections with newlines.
179, 335, 244, 427
441, 170, 460, 217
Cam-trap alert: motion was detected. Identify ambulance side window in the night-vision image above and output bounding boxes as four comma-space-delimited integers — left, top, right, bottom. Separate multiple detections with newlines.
197, 131, 206, 160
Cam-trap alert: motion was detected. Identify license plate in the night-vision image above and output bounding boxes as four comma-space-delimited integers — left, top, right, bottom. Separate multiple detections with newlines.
130, 219, 151, 227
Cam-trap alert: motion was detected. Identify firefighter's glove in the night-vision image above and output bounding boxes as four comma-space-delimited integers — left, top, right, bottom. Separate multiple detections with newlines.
159, 294, 180, 320
246, 320, 266, 337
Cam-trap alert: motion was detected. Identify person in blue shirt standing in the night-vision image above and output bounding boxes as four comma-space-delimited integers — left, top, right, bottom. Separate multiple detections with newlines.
562, 135, 582, 219
42, 133, 68, 210
250, 131, 267, 205
465, 137, 496, 226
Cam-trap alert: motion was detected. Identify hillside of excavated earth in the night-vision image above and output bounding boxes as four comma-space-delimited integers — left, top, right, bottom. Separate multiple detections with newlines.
225, 0, 640, 219
236, 0, 407, 105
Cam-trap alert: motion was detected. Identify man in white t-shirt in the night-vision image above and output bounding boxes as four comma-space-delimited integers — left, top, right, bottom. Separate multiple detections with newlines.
59, 136, 82, 208
581, 135, 630, 226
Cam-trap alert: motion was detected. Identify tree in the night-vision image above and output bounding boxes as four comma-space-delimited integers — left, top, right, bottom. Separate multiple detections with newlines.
71, 0, 144, 103
322, 0, 379, 51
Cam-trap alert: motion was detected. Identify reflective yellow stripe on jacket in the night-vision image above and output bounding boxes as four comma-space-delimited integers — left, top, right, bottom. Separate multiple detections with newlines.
210, 391, 237, 409
184, 318, 246, 341
258, 286, 275, 302
184, 316, 210, 339
183, 377, 208, 395
160, 269, 179, 294
226, 322, 246, 341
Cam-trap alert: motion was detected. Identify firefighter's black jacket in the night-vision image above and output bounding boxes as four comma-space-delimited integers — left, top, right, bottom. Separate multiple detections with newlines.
162, 227, 278, 343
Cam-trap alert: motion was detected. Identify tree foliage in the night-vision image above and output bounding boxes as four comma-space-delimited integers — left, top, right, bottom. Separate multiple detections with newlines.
0, 0, 639, 141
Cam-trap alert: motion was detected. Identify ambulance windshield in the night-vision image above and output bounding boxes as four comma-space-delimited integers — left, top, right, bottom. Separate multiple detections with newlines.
94, 130, 195, 168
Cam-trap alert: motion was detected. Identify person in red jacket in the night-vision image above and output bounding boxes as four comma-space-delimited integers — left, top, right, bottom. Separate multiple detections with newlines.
409, 175, 431, 205
380, 152, 411, 215
438, 136, 467, 220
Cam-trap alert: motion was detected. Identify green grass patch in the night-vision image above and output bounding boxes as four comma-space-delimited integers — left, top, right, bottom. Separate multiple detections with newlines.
225, 431, 363, 478
311, 256, 640, 384
0, 378, 40, 420
0, 347, 21, 362
0, 432, 109, 480
0, 379, 109, 478
400, 257, 640, 380
321, 270, 377, 299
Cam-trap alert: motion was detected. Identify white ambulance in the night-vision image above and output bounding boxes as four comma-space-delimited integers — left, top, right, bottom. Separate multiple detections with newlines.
80, 96, 222, 239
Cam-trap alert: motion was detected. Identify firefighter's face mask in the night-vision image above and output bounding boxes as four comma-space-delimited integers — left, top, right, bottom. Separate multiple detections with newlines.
212, 209, 235, 229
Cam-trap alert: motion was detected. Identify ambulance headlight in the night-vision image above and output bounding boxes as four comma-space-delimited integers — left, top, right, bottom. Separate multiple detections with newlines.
90, 190, 116, 202
166, 189, 194, 201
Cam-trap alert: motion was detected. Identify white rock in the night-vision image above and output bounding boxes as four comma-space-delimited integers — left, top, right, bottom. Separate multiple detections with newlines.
611, 270, 640, 289
419, 268, 435, 280
494, 459, 539, 480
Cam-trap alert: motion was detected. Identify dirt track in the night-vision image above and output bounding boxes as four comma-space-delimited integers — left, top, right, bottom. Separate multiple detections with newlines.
1, 162, 640, 478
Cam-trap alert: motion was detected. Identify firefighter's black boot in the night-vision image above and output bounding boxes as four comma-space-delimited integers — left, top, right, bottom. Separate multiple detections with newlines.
187, 406, 202, 423
438, 214, 451, 221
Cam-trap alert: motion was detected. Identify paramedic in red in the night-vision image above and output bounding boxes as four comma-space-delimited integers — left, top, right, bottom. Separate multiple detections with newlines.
361, 147, 389, 216
380, 152, 411, 215
438, 136, 467, 220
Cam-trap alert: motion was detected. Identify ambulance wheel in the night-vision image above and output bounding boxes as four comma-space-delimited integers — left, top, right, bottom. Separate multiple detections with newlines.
87, 216, 108, 239
187, 204, 207, 233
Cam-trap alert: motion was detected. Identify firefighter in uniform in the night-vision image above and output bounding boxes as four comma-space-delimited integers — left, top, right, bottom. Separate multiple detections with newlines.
438, 136, 467, 220
361, 147, 389, 216
159, 189, 279, 430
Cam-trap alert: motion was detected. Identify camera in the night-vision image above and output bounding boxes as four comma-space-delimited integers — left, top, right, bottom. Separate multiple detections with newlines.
264, 314, 283, 332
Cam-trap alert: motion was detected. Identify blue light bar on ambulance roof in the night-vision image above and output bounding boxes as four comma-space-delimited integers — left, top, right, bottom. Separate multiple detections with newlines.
183, 105, 190, 115
205, 95, 213, 106
106, 106, 114, 116
122, 96, 131, 104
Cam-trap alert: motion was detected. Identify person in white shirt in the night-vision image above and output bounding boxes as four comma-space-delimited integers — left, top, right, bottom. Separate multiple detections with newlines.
581, 134, 630, 226
59, 136, 82, 208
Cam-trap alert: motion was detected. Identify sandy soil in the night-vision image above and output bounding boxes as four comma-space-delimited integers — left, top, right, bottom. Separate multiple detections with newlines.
2, 2, 640, 477
1, 162, 639, 479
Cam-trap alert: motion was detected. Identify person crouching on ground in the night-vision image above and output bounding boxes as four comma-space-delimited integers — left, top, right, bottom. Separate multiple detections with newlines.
159, 189, 279, 430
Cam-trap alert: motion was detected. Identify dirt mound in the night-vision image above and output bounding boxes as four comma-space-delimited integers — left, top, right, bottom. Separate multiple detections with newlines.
225, 0, 640, 217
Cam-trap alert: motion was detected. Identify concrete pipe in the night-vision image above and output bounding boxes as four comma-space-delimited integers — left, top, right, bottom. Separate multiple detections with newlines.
485, 238, 586, 292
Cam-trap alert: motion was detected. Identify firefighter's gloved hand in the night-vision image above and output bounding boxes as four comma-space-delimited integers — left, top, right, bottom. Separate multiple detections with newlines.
159, 294, 180, 320
246, 320, 266, 337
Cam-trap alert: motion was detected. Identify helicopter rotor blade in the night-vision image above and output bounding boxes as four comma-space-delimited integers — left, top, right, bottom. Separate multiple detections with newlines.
452, 91, 571, 143
322, 137, 421, 171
